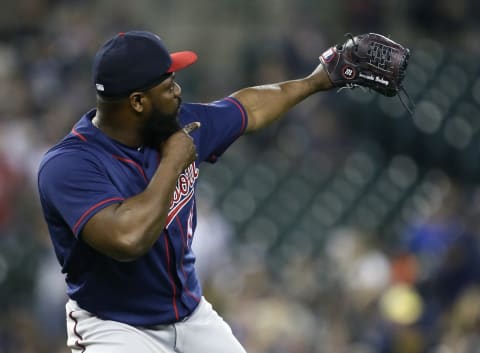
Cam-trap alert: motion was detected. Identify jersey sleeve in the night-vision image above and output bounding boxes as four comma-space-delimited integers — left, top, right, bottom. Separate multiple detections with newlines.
180, 97, 248, 163
38, 150, 125, 237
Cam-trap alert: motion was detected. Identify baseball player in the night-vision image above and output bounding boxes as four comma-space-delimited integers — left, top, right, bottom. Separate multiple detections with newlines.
37, 31, 409, 352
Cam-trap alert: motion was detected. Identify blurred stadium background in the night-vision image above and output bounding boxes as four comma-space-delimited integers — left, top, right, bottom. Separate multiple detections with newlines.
1, 0, 480, 352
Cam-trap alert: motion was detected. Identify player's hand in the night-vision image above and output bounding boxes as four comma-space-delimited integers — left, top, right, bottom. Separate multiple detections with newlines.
161, 122, 201, 171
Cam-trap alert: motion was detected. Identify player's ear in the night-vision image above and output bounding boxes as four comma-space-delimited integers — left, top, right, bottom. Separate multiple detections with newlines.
128, 92, 146, 113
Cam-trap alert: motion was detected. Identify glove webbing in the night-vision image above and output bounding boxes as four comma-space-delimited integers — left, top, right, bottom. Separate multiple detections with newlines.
370, 42, 392, 70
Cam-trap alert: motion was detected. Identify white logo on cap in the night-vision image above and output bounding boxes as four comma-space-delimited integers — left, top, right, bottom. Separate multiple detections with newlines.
96, 83, 105, 91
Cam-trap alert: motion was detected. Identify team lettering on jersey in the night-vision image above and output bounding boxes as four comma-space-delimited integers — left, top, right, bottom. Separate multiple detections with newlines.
165, 162, 199, 227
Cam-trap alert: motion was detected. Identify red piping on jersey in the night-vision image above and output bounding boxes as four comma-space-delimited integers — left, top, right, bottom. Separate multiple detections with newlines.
225, 97, 247, 134
165, 189, 194, 227
112, 155, 148, 182
73, 197, 125, 235
175, 216, 200, 302
68, 311, 86, 353
164, 233, 180, 320
71, 127, 87, 142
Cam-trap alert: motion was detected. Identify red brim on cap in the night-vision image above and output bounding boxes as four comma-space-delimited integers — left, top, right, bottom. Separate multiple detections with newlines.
168, 51, 198, 72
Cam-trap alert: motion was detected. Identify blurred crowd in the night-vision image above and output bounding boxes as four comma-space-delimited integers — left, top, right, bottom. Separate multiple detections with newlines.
1, 0, 480, 352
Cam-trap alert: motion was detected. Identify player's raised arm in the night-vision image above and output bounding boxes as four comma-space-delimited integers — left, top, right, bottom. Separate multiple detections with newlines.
233, 33, 411, 133
231, 63, 332, 133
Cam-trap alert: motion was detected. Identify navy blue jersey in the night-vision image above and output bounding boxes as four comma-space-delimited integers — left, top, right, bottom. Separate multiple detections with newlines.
37, 97, 247, 326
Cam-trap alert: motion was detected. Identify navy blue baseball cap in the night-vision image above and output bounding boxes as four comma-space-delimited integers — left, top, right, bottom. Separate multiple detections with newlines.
93, 30, 198, 97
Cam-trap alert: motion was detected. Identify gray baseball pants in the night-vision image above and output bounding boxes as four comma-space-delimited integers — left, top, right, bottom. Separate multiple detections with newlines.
66, 297, 247, 353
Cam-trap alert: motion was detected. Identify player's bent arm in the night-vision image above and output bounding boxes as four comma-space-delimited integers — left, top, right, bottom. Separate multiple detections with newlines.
81, 124, 200, 262
232, 63, 332, 133
81, 160, 182, 262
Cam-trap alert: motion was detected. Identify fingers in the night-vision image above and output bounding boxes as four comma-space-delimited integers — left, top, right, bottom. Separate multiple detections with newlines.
182, 122, 201, 135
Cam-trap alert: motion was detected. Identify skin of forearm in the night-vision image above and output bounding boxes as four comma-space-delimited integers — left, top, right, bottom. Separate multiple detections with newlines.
233, 65, 331, 132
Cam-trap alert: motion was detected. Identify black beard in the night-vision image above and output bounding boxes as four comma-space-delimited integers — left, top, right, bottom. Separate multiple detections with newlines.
141, 102, 182, 148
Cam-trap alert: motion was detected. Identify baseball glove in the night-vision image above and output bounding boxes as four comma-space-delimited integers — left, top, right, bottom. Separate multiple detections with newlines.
320, 33, 410, 98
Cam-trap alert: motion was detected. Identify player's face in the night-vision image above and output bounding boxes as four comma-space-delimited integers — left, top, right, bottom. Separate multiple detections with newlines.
140, 74, 183, 148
